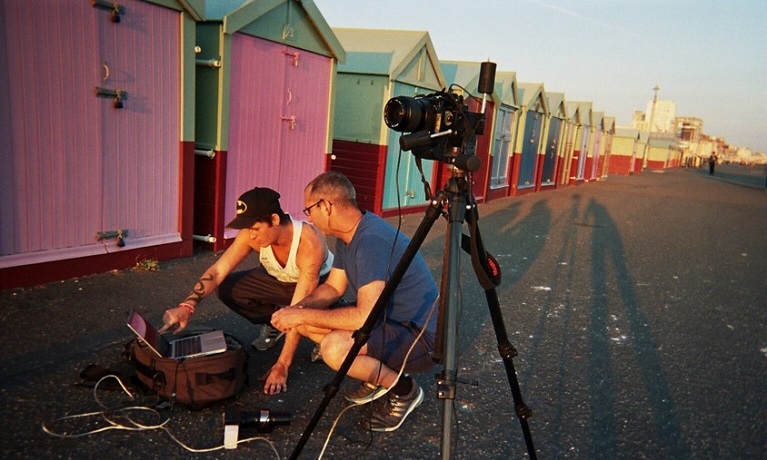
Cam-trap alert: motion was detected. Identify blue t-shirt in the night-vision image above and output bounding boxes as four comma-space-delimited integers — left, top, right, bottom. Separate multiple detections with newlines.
332, 212, 438, 334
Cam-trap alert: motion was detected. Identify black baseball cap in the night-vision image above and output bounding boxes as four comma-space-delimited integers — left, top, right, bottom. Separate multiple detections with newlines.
226, 187, 282, 229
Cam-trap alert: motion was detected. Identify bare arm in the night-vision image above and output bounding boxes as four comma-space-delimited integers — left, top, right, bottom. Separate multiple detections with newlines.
160, 230, 253, 333
293, 268, 347, 309
272, 276, 382, 333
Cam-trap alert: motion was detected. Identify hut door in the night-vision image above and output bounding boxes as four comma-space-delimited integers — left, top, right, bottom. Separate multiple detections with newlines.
590, 130, 602, 180
518, 110, 542, 190
576, 126, 590, 180
382, 128, 435, 210
559, 122, 575, 185
541, 117, 562, 186
226, 36, 332, 229
97, 2, 181, 243
279, 48, 332, 213
381, 83, 435, 211
490, 106, 514, 189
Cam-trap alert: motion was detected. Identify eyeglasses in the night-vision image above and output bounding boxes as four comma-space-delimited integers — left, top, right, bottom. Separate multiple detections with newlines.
302, 199, 324, 217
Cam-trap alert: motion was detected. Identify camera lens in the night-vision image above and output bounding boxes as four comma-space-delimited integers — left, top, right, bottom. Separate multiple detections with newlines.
384, 96, 435, 133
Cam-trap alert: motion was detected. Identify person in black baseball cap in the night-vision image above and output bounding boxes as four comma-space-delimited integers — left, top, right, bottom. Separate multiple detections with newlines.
225, 187, 283, 229
160, 186, 334, 395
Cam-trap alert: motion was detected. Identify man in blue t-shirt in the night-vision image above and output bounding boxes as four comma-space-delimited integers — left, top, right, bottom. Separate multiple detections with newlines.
272, 171, 438, 432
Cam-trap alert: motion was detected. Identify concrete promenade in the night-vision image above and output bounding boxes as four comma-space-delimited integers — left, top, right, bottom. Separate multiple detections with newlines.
1, 167, 764, 459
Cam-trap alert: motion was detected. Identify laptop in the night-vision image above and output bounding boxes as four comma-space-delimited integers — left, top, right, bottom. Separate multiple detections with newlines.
126, 309, 227, 359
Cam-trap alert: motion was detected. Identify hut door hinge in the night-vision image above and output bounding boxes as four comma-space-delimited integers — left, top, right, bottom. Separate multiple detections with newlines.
95, 87, 127, 109
92, 0, 125, 23
280, 116, 296, 130
283, 50, 299, 66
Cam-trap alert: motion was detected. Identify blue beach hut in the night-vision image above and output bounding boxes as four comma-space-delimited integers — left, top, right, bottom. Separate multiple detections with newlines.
485, 71, 520, 201
540, 91, 567, 190
512, 82, 548, 195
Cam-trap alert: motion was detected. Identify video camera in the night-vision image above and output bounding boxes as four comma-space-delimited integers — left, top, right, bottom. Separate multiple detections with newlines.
383, 61, 496, 172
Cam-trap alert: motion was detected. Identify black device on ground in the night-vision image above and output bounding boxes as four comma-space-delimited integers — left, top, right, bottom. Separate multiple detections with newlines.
290, 62, 537, 459
224, 406, 291, 449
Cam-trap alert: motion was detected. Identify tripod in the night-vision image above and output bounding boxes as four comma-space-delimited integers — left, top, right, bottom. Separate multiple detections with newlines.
290, 170, 536, 459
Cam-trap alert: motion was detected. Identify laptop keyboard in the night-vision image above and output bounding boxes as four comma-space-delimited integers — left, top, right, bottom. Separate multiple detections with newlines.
174, 336, 202, 357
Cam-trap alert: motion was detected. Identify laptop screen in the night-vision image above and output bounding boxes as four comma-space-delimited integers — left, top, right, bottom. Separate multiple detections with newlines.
127, 310, 170, 357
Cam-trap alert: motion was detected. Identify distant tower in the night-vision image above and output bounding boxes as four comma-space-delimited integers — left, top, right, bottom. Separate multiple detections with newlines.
642, 85, 659, 168
648, 85, 660, 132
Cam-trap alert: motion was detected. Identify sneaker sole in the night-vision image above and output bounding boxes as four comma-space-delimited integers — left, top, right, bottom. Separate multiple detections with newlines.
369, 386, 424, 432
345, 385, 388, 405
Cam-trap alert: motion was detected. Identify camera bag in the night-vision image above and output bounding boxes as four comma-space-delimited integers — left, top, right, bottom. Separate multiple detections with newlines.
126, 330, 249, 409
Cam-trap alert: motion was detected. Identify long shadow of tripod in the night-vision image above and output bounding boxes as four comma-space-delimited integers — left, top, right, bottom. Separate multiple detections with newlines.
290, 171, 536, 459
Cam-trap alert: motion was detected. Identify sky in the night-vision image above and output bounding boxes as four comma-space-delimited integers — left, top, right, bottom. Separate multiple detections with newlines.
313, 0, 767, 153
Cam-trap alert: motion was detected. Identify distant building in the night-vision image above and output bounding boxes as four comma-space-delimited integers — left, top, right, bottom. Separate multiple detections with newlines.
631, 111, 648, 131
646, 100, 675, 132
673, 117, 704, 141
631, 100, 676, 133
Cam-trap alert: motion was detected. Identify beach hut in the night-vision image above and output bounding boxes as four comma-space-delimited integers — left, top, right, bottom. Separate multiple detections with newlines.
329, 28, 446, 216
599, 116, 616, 179
0, 0, 197, 289
539, 92, 567, 190
191, 0, 345, 250
486, 71, 520, 201
646, 135, 682, 170
512, 82, 548, 195
558, 101, 581, 186
609, 128, 641, 175
636, 131, 650, 172
586, 111, 604, 181
569, 101, 594, 184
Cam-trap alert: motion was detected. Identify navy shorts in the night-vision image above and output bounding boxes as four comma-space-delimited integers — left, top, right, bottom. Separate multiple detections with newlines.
366, 320, 435, 374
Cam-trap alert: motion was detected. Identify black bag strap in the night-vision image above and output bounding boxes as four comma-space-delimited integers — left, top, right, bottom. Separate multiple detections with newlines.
128, 348, 167, 387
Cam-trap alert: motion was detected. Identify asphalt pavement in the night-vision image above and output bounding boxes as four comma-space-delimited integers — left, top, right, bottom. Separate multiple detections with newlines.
1, 165, 765, 459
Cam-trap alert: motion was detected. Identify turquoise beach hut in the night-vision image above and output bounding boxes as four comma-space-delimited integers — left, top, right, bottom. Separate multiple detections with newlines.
329, 28, 446, 216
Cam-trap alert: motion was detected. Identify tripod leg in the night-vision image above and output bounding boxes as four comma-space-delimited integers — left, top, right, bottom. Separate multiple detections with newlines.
437, 193, 466, 458
483, 287, 537, 459
466, 210, 538, 460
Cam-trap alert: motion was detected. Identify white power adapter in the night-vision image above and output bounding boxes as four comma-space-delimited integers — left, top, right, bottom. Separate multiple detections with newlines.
224, 407, 241, 449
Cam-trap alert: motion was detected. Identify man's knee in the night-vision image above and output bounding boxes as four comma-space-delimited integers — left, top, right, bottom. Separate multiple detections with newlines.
319, 331, 352, 368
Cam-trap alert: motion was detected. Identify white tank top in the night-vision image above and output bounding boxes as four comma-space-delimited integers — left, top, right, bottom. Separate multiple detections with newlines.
259, 215, 333, 283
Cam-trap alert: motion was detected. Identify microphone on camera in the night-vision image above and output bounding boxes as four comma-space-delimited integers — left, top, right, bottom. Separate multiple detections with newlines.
478, 60, 497, 115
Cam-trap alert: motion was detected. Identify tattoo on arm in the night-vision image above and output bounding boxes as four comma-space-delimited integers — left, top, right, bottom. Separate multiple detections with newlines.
184, 273, 214, 304
305, 266, 320, 286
